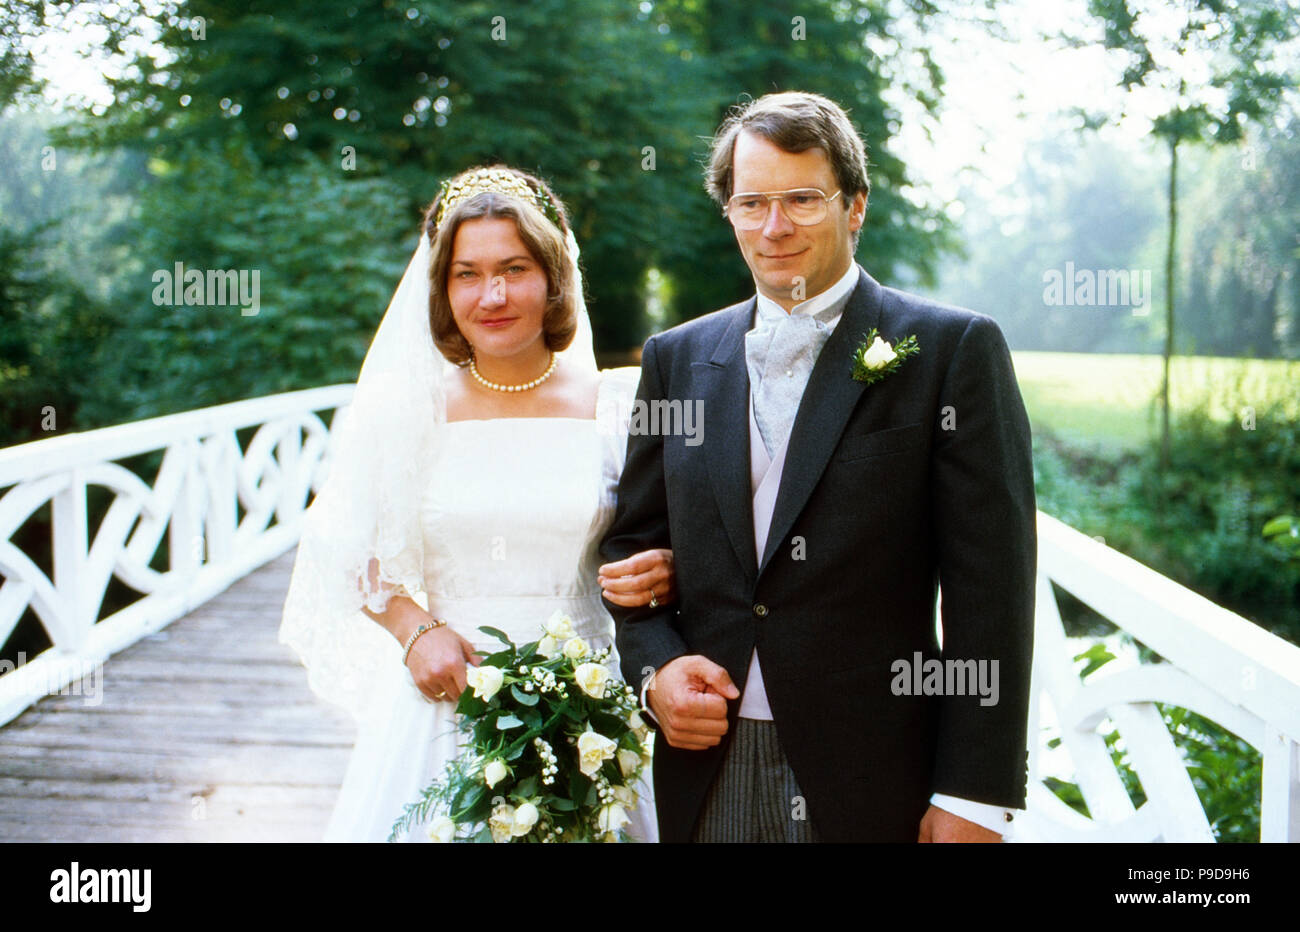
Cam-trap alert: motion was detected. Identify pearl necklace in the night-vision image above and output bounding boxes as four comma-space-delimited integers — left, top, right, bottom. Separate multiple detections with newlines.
468, 352, 558, 393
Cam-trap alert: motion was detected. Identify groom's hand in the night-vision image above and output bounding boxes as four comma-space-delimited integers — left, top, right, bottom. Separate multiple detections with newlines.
917, 805, 1002, 843
648, 655, 739, 750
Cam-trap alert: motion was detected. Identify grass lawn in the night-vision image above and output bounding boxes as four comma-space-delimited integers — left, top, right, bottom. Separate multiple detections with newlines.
1010, 351, 1299, 454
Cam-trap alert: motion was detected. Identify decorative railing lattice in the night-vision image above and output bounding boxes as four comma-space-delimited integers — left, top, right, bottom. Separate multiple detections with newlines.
0, 386, 353, 726
1021, 514, 1300, 842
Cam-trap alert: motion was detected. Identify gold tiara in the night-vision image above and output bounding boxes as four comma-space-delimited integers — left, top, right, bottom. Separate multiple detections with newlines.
432, 167, 563, 231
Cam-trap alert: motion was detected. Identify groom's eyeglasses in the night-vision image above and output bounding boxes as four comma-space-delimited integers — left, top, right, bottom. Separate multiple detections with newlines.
723, 188, 843, 230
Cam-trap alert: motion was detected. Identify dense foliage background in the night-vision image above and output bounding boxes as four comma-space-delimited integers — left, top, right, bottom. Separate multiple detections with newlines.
1, 0, 959, 438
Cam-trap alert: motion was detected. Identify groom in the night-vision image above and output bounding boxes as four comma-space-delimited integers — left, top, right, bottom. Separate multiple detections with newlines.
601, 92, 1036, 842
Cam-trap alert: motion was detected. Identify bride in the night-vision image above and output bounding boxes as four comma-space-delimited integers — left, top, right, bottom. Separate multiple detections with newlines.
279, 165, 671, 842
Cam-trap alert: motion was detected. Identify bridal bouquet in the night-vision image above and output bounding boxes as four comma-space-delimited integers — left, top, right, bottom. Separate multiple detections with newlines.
389, 611, 652, 843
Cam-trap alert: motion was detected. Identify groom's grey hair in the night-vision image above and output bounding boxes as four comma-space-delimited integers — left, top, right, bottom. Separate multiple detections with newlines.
705, 91, 871, 247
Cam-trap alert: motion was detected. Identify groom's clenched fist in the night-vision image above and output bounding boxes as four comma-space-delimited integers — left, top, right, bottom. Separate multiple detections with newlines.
648, 655, 740, 750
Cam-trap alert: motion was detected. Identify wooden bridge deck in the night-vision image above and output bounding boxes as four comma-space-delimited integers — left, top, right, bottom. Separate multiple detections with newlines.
0, 552, 356, 842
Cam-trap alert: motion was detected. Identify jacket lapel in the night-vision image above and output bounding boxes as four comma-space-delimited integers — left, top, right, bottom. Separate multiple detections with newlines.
693, 301, 758, 584
758, 267, 884, 575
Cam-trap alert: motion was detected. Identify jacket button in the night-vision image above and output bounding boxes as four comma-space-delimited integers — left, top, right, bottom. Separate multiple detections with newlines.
753, 603, 769, 618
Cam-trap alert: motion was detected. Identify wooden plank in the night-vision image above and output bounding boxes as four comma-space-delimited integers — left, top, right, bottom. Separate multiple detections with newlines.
0, 702, 353, 738
6, 704, 349, 728
0, 776, 340, 806
0, 740, 349, 785
0, 796, 336, 824
0, 554, 364, 842
0, 820, 330, 843
17, 683, 357, 712
0, 727, 353, 750
89, 658, 310, 684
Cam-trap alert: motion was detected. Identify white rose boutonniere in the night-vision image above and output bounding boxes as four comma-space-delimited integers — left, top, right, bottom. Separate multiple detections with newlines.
860, 336, 897, 368
851, 328, 919, 386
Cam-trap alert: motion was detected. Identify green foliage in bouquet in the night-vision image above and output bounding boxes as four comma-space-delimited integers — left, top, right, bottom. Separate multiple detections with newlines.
389, 615, 651, 843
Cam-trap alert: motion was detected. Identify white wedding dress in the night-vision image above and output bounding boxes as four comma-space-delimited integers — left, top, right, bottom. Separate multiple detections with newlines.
323, 367, 657, 842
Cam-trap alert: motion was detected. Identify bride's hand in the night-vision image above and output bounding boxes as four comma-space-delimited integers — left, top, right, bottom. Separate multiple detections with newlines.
598, 548, 676, 609
405, 624, 480, 702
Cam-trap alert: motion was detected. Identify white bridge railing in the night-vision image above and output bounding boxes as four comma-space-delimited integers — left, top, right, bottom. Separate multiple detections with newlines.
0, 385, 353, 726
1021, 513, 1300, 842
1, 388, 1298, 841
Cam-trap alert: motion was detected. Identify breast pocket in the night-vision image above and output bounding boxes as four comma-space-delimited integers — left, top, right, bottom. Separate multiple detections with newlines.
836, 422, 926, 462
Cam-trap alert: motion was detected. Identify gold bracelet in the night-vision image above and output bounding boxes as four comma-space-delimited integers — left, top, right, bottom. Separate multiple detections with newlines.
402, 618, 447, 665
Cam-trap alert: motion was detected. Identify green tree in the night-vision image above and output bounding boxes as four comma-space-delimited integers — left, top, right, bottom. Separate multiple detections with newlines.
52, 0, 703, 351
0, 109, 136, 445
0, 0, 44, 109
52, 0, 959, 338
1182, 116, 1300, 358
1081, 0, 1299, 468
938, 132, 1164, 353
19, 0, 971, 429
81, 142, 414, 425
0, 222, 111, 447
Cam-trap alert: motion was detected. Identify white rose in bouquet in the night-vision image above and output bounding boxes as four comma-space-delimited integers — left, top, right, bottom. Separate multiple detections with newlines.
543, 611, 576, 640
597, 802, 629, 835
628, 711, 650, 743
483, 759, 508, 789
511, 801, 540, 837
426, 815, 456, 843
465, 664, 504, 701
489, 803, 515, 844
617, 748, 642, 777
577, 727, 617, 777
562, 637, 590, 660
574, 662, 611, 699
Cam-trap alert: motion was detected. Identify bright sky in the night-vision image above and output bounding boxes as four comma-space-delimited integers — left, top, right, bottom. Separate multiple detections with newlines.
29, 2, 160, 113
888, 0, 1159, 214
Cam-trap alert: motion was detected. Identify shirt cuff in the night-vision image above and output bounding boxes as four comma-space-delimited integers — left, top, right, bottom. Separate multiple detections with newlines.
929, 793, 1018, 839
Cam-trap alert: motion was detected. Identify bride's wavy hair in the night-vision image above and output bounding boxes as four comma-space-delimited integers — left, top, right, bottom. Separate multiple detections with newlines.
423, 165, 579, 366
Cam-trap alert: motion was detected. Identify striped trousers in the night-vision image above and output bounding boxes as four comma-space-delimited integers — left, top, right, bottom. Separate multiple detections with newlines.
691, 718, 820, 843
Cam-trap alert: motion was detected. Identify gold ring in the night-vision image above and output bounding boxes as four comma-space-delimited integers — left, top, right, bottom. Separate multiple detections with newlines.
435, 691, 448, 700
649, 591, 659, 608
